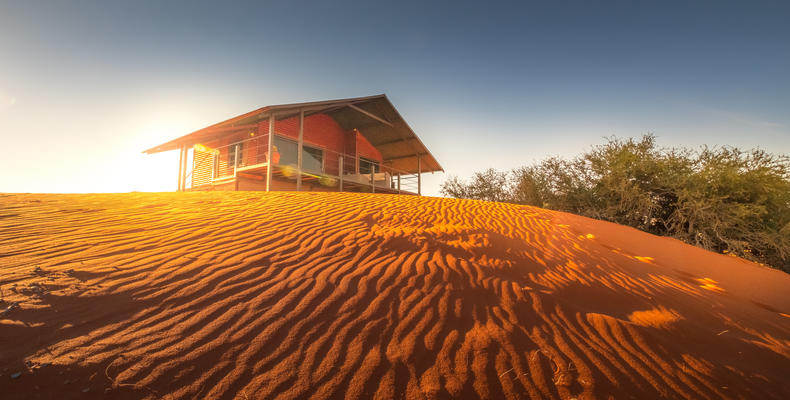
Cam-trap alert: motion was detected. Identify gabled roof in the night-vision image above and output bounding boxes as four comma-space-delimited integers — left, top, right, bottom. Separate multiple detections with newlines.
143, 94, 442, 174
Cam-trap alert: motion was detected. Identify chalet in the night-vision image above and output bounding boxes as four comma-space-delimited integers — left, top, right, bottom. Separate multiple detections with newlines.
144, 94, 442, 195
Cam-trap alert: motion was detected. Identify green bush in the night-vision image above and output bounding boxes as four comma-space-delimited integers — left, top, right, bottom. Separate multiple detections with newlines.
441, 135, 790, 272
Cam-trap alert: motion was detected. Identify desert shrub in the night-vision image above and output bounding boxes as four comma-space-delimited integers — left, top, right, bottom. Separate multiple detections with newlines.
441, 135, 790, 271
441, 168, 512, 203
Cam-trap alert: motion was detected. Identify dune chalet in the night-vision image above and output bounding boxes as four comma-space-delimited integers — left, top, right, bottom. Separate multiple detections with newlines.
144, 95, 442, 195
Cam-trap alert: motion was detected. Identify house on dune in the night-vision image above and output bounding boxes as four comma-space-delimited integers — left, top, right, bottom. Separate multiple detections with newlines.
143, 94, 442, 195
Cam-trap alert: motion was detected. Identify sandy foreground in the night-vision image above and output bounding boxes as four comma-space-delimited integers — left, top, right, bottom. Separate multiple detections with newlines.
0, 192, 788, 399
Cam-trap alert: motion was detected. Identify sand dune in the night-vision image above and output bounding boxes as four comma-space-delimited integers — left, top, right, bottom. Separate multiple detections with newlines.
1, 192, 788, 399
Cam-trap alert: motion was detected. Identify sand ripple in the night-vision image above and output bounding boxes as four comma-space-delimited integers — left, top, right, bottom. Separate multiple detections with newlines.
1, 192, 789, 399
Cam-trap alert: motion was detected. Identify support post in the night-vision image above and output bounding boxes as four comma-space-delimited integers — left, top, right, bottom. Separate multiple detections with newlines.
183, 146, 189, 190
371, 167, 375, 193
233, 145, 239, 176
397, 173, 401, 193
177, 146, 184, 191
355, 134, 360, 174
233, 144, 240, 191
338, 156, 344, 192
266, 114, 275, 192
211, 153, 217, 179
296, 109, 304, 192
417, 155, 421, 196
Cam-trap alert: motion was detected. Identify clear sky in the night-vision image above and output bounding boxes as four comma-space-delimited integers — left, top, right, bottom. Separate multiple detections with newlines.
1, 1, 788, 195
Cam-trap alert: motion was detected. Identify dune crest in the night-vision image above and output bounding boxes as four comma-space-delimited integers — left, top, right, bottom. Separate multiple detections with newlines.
1, 192, 788, 399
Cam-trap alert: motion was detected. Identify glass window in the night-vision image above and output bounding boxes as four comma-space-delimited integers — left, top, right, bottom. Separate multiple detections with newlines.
359, 157, 380, 174
273, 136, 323, 173
303, 146, 323, 173
228, 142, 244, 167
274, 136, 297, 165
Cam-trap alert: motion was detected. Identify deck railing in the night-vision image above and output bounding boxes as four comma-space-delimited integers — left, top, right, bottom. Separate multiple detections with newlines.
184, 134, 420, 194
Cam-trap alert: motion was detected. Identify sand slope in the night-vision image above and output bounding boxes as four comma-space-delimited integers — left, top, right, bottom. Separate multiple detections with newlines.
0, 192, 788, 399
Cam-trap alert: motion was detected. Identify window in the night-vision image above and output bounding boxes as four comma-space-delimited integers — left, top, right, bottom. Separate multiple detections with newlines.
302, 146, 323, 173
359, 157, 380, 174
273, 136, 324, 173
228, 142, 244, 167
274, 136, 297, 165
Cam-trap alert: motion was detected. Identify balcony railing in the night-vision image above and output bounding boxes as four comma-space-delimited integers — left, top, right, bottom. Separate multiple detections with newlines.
183, 134, 420, 194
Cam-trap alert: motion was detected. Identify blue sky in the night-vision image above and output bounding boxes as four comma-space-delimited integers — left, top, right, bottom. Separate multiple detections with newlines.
1, 1, 788, 195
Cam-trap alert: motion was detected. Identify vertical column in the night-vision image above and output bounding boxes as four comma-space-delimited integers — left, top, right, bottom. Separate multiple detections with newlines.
177, 146, 184, 191
397, 173, 401, 194
233, 145, 240, 176
371, 167, 375, 193
266, 114, 275, 192
183, 146, 190, 190
211, 153, 217, 179
297, 109, 304, 192
355, 132, 360, 174
338, 157, 344, 192
417, 155, 421, 196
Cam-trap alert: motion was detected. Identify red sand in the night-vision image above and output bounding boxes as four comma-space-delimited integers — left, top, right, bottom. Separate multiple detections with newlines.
0, 192, 788, 399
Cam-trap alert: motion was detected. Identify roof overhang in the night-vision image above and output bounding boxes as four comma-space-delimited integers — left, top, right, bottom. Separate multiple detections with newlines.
142, 94, 442, 174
